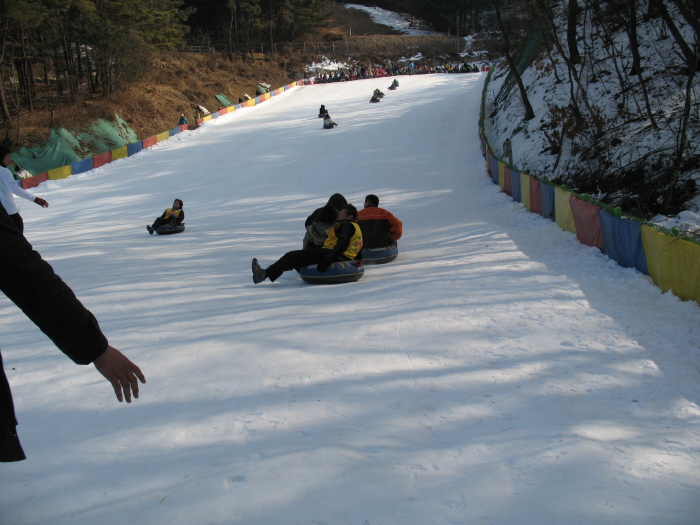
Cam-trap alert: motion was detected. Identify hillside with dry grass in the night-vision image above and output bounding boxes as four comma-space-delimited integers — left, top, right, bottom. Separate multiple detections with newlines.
8, 4, 416, 153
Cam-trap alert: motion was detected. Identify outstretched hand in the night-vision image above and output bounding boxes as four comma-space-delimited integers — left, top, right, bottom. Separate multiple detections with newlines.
93, 345, 146, 403
34, 197, 49, 208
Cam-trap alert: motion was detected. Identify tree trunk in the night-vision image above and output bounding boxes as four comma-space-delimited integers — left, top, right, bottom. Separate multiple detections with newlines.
626, 0, 658, 129
567, 0, 582, 64
494, 1, 536, 121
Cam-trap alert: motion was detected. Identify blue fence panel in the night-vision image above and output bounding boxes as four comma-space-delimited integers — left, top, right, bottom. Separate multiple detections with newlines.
540, 181, 556, 221
510, 169, 521, 202
599, 209, 649, 274
70, 158, 93, 175
127, 141, 143, 156
169, 127, 181, 137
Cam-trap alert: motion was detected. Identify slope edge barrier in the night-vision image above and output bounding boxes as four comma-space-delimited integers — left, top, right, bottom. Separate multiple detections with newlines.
479, 67, 700, 306
19, 82, 304, 191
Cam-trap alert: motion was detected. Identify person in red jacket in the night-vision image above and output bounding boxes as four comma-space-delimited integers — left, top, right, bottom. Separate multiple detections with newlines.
356, 194, 402, 249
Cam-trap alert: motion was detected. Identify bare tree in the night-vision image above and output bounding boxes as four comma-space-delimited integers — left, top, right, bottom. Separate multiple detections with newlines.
493, 0, 535, 121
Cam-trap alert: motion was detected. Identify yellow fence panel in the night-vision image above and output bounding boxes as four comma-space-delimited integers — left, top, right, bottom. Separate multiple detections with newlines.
520, 173, 531, 210
111, 146, 128, 160
498, 160, 505, 189
555, 187, 576, 234
48, 165, 71, 180
641, 225, 700, 302
156, 131, 170, 142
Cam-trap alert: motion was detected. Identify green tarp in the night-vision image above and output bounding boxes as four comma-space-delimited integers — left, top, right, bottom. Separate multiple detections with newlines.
11, 115, 137, 177
215, 94, 234, 107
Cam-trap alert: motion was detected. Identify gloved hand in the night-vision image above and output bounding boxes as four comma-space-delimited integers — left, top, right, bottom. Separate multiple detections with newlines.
317, 260, 330, 273
34, 197, 49, 208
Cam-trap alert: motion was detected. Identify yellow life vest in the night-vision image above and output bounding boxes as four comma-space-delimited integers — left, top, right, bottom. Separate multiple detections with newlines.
165, 208, 182, 218
323, 221, 363, 259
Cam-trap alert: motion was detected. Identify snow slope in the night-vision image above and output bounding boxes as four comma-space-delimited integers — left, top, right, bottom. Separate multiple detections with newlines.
1, 73, 700, 525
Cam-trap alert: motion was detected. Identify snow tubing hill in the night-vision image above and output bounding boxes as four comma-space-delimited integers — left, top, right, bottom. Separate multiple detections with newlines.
362, 243, 399, 264
299, 260, 364, 284
156, 223, 185, 235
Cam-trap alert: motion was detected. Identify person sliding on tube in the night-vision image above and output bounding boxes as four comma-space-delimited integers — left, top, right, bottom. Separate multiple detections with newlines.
323, 114, 338, 128
147, 199, 184, 234
252, 205, 362, 284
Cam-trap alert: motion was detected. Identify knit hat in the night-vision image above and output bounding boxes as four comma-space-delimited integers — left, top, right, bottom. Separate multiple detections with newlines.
318, 203, 338, 224
327, 193, 347, 210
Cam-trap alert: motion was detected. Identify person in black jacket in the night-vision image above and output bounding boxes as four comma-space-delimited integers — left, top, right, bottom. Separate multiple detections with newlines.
252, 205, 362, 283
304, 193, 346, 229
0, 203, 145, 462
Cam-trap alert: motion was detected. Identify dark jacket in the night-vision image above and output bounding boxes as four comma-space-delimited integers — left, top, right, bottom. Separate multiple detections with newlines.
356, 206, 403, 248
0, 203, 108, 462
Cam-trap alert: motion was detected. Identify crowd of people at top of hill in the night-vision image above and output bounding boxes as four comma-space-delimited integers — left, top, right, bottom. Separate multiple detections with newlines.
316, 62, 485, 84
312, 62, 484, 84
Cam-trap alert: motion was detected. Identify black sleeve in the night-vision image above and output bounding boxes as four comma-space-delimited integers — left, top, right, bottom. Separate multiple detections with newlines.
305, 208, 321, 228
177, 210, 184, 224
0, 205, 108, 365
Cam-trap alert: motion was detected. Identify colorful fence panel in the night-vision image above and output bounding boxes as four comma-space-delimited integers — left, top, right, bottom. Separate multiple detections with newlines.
22, 173, 48, 189
641, 226, 700, 302
510, 168, 521, 202
598, 210, 648, 274
48, 165, 71, 180
497, 160, 506, 189
92, 151, 112, 169
530, 177, 542, 215
504, 166, 512, 196
112, 146, 128, 161
127, 142, 143, 156
520, 173, 531, 210
570, 195, 604, 251
554, 187, 576, 234
540, 182, 556, 221
142, 136, 157, 149
71, 158, 93, 175
156, 131, 169, 142
490, 155, 499, 184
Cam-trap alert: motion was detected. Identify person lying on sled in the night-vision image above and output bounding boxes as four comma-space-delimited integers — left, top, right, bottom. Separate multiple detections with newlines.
147, 199, 184, 234
252, 204, 362, 283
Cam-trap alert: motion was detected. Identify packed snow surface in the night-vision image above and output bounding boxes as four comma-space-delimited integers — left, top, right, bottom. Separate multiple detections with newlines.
344, 4, 440, 35
2, 74, 700, 525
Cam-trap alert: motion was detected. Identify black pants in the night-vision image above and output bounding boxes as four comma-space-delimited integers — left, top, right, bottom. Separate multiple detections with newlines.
151, 216, 177, 230
9, 213, 23, 234
266, 248, 335, 282
0, 351, 26, 462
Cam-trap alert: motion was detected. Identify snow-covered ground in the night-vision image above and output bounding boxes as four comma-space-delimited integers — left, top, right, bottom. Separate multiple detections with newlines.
344, 4, 440, 36
2, 74, 700, 525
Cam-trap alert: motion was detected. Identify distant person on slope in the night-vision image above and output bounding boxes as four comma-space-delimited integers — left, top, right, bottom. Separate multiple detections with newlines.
178, 114, 188, 126
356, 194, 403, 249
147, 199, 184, 234
0, 146, 49, 234
323, 114, 338, 128
319, 105, 328, 117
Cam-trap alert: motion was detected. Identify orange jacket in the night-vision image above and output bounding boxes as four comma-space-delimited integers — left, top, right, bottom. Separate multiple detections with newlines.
357, 206, 402, 249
